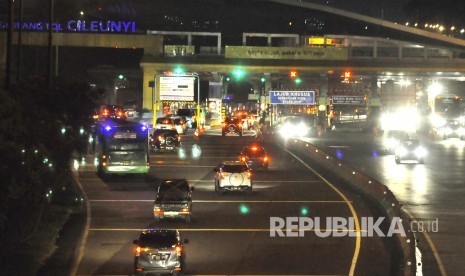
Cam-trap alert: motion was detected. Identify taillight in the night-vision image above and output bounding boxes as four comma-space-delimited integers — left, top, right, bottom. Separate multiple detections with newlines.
175, 245, 182, 256
222, 123, 226, 127
135, 246, 141, 256
158, 136, 164, 142
241, 156, 246, 162
246, 171, 252, 178
219, 172, 226, 179
263, 156, 268, 162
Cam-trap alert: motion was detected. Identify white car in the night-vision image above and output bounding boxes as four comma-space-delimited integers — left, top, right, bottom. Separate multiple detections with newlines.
214, 161, 252, 194
154, 116, 187, 134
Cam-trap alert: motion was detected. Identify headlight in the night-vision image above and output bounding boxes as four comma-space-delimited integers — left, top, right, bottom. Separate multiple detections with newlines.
431, 115, 446, 128
415, 147, 427, 158
396, 147, 407, 157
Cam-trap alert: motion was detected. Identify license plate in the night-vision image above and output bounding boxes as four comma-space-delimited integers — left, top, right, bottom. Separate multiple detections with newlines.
152, 255, 166, 260
164, 211, 179, 216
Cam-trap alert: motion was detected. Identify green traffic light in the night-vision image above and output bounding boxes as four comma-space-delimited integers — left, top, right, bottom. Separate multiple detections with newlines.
260, 77, 266, 83
233, 68, 245, 79
174, 67, 184, 74
118, 74, 124, 80
295, 77, 302, 84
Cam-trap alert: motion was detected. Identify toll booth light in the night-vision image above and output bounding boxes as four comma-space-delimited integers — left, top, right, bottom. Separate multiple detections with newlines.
290, 70, 298, 78
260, 77, 266, 83
233, 68, 245, 79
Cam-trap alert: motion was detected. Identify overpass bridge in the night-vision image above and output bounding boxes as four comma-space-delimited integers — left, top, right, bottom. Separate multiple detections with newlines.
3, 0, 465, 111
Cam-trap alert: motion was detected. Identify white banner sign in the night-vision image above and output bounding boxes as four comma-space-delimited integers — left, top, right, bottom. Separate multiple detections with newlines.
159, 76, 194, 101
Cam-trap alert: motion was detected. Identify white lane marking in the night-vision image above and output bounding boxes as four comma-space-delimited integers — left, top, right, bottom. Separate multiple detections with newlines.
403, 209, 447, 276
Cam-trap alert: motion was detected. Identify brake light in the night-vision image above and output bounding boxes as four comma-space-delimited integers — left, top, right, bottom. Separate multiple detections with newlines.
222, 123, 226, 127
92, 114, 99, 119
219, 172, 226, 179
241, 156, 246, 162
247, 171, 252, 178
263, 156, 268, 162
102, 108, 110, 117
251, 147, 257, 151
135, 246, 141, 256
175, 245, 182, 256
158, 136, 164, 142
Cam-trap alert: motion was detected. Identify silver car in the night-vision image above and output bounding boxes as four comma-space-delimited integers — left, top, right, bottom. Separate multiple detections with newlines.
214, 161, 252, 194
133, 229, 189, 276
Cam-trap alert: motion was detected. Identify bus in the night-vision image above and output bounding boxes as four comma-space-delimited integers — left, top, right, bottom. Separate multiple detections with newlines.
431, 94, 464, 139
93, 118, 150, 179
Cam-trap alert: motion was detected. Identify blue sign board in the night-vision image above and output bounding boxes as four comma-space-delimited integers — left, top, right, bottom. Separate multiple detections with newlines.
332, 96, 365, 105
269, 91, 315, 105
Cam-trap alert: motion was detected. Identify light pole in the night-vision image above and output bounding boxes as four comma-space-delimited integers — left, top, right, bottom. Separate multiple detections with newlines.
193, 73, 201, 131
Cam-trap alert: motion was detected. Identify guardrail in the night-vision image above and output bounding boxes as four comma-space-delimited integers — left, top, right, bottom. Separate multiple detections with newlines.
277, 135, 418, 275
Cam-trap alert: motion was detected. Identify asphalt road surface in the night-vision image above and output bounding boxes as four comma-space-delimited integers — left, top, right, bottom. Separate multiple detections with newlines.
74, 128, 400, 275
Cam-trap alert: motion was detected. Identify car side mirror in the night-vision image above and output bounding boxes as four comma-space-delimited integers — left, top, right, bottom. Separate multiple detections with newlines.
133, 240, 139, 245
184, 238, 189, 244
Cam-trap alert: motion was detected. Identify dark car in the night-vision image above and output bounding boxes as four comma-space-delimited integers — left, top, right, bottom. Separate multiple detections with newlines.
222, 117, 243, 136
394, 138, 427, 164
154, 179, 194, 222
133, 229, 189, 276
150, 129, 181, 152
239, 144, 269, 171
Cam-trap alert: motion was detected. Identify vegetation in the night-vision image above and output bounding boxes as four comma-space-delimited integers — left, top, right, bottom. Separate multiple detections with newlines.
0, 78, 99, 275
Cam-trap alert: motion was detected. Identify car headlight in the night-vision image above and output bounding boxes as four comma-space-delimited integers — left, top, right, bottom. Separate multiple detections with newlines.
396, 147, 407, 157
431, 115, 446, 128
415, 147, 427, 158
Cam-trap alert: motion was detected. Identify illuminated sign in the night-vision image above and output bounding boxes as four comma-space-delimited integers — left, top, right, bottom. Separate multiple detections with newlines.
158, 76, 194, 101
270, 91, 315, 105
332, 96, 366, 105
0, 20, 136, 33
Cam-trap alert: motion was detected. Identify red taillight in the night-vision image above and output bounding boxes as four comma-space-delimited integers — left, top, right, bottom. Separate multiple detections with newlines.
219, 172, 226, 179
135, 246, 141, 256
175, 245, 182, 255
241, 156, 246, 162
263, 156, 268, 162
222, 123, 226, 127
247, 171, 252, 178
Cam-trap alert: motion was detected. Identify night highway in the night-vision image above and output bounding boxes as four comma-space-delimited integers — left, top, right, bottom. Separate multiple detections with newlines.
75, 128, 398, 275
304, 129, 465, 276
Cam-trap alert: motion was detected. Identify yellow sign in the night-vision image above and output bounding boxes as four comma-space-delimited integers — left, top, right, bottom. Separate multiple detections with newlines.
225, 46, 348, 60
308, 37, 332, 45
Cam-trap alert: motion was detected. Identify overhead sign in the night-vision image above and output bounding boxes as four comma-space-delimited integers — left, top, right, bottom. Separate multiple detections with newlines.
225, 46, 348, 60
332, 95, 366, 105
270, 91, 315, 105
159, 76, 194, 101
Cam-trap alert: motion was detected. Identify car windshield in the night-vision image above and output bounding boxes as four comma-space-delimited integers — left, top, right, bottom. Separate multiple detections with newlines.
156, 118, 173, 124
243, 148, 266, 156
222, 164, 249, 173
177, 109, 193, 117
154, 130, 177, 136
139, 232, 177, 248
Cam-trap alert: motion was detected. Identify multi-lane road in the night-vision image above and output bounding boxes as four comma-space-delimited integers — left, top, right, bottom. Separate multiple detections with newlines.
74, 128, 404, 275
305, 129, 465, 276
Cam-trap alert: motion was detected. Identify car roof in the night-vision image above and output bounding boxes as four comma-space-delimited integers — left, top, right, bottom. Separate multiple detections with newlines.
140, 228, 179, 235
221, 161, 248, 166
